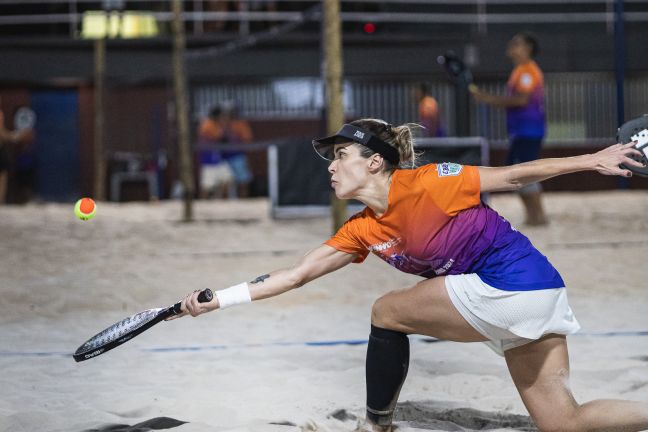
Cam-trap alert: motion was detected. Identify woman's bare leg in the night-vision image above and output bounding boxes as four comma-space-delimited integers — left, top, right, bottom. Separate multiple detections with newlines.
505, 334, 648, 431
360, 277, 487, 432
371, 277, 487, 342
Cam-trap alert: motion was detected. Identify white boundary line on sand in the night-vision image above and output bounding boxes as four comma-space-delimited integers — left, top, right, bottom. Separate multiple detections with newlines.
2, 331, 648, 359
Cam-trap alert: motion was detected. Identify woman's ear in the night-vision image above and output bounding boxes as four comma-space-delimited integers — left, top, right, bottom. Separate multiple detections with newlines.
367, 154, 385, 173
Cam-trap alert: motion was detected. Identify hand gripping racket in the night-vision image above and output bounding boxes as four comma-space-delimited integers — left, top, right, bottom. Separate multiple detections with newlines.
617, 114, 648, 177
73, 289, 213, 362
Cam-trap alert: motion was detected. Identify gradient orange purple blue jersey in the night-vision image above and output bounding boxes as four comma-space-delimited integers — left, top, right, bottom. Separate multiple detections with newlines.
325, 163, 563, 291
506, 60, 546, 139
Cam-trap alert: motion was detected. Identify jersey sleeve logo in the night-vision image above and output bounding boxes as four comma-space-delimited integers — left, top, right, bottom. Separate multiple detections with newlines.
437, 162, 463, 177
520, 73, 533, 88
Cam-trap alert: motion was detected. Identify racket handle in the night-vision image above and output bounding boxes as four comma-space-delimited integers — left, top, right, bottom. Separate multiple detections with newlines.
197, 288, 213, 303
172, 288, 214, 314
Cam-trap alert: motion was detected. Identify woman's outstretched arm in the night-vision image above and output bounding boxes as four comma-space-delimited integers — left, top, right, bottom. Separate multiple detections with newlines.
175, 244, 357, 318
478, 142, 644, 193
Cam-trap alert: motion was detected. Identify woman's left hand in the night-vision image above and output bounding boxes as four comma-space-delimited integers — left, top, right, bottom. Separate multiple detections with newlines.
591, 141, 645, 177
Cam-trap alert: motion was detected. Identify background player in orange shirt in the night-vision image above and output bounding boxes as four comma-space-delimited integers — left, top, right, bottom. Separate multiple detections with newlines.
471, 33, 549, 226
174, 119, 647, 432
197, 105, 254, 198
219, 105, 254, 198
197, 107, 234, 199
415, 83, 443, 137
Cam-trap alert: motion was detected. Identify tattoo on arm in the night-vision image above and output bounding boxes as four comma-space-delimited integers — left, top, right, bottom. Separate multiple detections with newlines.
250, 274, 270, 284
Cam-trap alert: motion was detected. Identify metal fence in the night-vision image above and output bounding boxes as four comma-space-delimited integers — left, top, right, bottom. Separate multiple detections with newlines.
192, 79, 450, 125
193, 72, 648, 147
471, 72, 648, 147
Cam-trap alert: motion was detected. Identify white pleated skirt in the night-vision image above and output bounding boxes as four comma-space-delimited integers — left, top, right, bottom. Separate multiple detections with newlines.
445, 273, 581, 356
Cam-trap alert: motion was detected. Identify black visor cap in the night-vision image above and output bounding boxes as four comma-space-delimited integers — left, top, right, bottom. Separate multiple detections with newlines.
312, 124, 400, 165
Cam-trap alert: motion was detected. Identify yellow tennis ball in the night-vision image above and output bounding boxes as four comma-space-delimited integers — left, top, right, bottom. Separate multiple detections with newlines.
74, 198, 97, 221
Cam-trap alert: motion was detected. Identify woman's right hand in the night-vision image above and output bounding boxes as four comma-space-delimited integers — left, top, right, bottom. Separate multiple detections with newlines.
166, 290, 219, 321
591, 141, 644, 177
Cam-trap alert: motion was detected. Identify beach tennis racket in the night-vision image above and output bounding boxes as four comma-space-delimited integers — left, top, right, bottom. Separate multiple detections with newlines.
437, 50, 474, 90
73, 289, 213, 362
617, 114, 648, 177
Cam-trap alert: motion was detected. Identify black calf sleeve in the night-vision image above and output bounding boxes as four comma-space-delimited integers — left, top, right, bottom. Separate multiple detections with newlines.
365, 325, 410, 426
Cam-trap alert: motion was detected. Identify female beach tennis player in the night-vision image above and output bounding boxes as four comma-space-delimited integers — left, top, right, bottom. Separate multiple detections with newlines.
174, 119, 648, 431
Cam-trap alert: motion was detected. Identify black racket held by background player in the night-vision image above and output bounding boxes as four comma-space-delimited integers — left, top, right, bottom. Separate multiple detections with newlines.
437, 50, 475, 90
73, 288, 213, 362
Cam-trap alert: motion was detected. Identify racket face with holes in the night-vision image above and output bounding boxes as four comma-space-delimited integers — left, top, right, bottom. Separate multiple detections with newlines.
617, 114, 648, 177
73, 307, 173, 362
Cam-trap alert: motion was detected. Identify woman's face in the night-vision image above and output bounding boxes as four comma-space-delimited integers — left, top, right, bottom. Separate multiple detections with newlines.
327, 143, 370, 199
506, 35, 531, 64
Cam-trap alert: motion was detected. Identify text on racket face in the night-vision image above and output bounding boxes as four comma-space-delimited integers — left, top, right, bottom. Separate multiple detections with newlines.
83, 334, 134, 359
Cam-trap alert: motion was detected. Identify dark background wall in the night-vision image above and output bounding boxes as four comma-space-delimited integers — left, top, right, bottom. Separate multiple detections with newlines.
0, 23, 647, 85
1, 2, 647, 201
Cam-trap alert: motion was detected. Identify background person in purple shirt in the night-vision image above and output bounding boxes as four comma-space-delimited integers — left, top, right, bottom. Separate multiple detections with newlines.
471, 32, 548, 226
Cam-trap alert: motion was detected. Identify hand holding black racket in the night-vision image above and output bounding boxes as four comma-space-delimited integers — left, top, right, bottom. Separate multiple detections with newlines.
73, 288, 213, 362
616, 114, 648, 177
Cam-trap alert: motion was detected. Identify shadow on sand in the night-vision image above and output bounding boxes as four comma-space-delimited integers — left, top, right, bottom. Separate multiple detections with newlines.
393, 401, 537, 431
82, 402, 538, 432
82, 417, 186, 432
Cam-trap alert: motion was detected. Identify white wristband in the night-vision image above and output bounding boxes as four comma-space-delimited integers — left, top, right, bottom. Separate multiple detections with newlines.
215, 282, 251, 309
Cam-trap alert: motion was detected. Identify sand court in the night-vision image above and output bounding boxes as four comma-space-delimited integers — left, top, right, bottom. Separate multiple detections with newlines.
1, 192, 647, 431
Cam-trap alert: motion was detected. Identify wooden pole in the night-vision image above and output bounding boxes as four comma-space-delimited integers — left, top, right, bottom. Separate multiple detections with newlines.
322, 0, 346, 232
171, 0, 194, 221
93, 37, 106, 201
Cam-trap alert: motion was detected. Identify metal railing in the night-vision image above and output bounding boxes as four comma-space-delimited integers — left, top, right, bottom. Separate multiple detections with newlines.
0, 0, 647, 34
